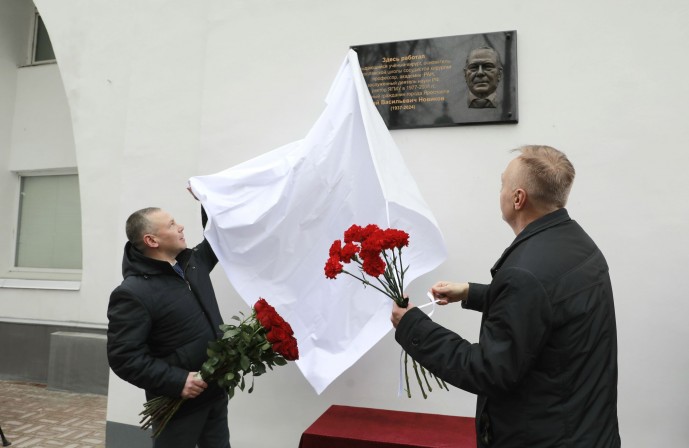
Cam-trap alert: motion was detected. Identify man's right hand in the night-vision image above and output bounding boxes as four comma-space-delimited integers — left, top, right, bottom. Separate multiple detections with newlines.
181, 371, 208, 399
430, 281, 470, 305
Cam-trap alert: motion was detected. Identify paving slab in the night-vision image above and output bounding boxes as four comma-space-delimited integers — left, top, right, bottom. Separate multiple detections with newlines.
0, 381, 106, 448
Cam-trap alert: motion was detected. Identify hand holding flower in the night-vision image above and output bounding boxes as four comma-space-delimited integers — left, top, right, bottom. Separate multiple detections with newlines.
390, 300, 415, 328
181, 372, 207, 399
140, 298, 298, 437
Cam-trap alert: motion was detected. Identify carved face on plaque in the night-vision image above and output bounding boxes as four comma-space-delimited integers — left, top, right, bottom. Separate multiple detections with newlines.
463, 47, 503, 108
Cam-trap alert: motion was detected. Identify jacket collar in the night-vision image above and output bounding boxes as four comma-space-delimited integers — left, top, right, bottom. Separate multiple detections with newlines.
122, 241, 193, 279
490, 208, 571, 277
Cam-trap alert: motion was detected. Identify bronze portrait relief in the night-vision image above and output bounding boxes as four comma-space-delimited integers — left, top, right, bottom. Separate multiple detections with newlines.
464, 47, 503, 109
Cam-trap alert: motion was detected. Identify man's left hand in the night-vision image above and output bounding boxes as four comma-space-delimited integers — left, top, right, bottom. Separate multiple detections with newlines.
391, 301, 415, 328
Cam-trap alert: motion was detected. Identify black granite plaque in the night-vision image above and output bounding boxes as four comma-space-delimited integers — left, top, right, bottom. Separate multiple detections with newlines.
351, 31, 518, 130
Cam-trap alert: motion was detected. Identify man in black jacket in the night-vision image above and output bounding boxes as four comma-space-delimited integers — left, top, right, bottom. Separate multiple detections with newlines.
392, 145, 620, 447
107, 204, 231, 448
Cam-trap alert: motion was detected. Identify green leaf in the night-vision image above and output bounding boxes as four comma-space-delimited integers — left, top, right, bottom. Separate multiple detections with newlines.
253, 362, 266, 376
273, 357, 287, 366
240, 355, 250, 371
204, 356, 219, 367
224, 372, 235, 381
222, 328, 240, 339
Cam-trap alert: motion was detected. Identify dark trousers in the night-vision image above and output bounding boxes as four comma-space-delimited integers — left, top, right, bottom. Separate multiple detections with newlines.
153, 396, 230, 448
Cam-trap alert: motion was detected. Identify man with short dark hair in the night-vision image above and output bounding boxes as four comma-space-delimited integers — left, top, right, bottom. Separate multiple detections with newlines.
107, 199, 231, 448
392, 146, 621, 447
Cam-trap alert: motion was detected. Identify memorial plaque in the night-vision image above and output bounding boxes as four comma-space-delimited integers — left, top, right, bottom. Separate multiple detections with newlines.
351, 31, 518, 130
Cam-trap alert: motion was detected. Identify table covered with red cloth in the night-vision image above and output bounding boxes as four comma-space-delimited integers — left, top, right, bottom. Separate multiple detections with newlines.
299, 405, 476, 448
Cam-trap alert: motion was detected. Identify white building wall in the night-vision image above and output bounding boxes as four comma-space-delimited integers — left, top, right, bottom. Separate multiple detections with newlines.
0, 2, 85, 321
10, 64, 77, 171
0, 3, 24, 283
0, 0, 686, 446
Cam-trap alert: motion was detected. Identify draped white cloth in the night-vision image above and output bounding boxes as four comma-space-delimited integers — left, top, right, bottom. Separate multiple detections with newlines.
189, 50, 447, 394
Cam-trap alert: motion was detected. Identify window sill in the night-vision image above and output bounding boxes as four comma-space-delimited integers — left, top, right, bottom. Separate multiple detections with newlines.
0, 278, 81, 291
18, 60, 57, 68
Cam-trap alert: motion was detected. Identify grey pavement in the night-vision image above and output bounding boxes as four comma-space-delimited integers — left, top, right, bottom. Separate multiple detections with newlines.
0, 380, 106, 447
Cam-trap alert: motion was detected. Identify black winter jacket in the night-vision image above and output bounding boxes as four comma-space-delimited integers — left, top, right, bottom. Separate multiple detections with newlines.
107, 236, 226, 417
396, 209, 620, 447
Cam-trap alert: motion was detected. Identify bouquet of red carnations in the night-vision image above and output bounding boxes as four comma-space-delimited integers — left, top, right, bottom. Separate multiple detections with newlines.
325, 224, 410, 306
140, 298, 298, 437
324, 224, 447, 398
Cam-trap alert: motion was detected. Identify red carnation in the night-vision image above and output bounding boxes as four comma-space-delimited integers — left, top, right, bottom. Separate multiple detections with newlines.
329, 240, 342, 258
340, 242, 359, 262
344, 224, 364, 243
344, 223, 381, 244
361, 231, 385, 253
324, 256, 343, 279
324, 224, 410, 307
382, 229, 409, 249
362, 254, 386, 277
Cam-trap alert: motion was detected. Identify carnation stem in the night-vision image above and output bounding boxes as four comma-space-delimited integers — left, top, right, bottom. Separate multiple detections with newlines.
411, 358, 428, 399
429, 372, 449, 391
381, 250, 409, 307
342, 270, 394, 300
404, 351, 412, 398
396, 248, 406, 296
387, 249, 405, 298
420, 365, 433, 392
350, 255, 400, 301
381, 252, 402, 297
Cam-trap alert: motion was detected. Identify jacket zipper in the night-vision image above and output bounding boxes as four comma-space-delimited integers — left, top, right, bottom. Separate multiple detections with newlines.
180, 261, 192, 291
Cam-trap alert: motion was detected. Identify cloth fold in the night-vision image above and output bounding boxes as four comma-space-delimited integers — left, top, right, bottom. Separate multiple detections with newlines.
189, 50, 447, 394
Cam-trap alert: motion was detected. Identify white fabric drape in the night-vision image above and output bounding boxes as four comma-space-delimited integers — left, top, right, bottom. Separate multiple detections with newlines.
189, 50, 447, 394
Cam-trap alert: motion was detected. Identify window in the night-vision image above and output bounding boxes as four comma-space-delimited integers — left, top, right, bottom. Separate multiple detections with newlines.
15, 174, 82, 270
31, 10, 55, 64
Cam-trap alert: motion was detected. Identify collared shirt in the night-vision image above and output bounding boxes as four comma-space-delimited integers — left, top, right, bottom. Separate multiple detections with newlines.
171, 262, 185, 279
467, 91, 497, 108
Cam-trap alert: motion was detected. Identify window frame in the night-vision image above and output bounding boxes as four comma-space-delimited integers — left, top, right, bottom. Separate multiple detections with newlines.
6, 169, 82, 283
28, 8, 56, 66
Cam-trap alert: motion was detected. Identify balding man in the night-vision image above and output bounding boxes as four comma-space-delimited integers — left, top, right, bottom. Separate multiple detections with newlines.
392, 146, 620, 447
